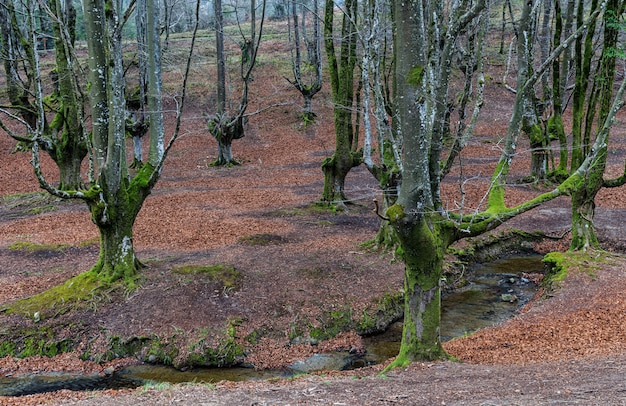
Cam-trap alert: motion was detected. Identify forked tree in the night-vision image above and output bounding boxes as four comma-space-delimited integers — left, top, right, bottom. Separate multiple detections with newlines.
568, 0, 626, 249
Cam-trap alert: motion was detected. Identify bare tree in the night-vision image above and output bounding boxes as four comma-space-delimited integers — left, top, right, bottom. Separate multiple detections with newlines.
568, 0, 626, 250
360, 0, 399, 246
286, 0, 323, 122
381, 0, 620, 369
0, 0, 87, 190
207, 0, 266, 166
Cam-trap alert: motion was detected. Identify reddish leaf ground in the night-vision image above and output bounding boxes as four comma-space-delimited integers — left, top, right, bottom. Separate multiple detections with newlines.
1, 32, 626, 405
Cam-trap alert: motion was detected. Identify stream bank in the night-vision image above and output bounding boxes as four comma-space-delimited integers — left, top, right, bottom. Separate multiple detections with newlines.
0, 255, 544, 396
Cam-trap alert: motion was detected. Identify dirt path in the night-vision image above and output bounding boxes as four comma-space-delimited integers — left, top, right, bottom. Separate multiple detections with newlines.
45, 355, 626, 405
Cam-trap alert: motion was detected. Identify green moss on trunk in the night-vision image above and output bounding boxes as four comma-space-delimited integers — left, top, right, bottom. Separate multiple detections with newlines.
383, 211, 451, 371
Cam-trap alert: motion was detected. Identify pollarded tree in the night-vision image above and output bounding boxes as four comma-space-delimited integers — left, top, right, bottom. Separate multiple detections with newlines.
1, 0, 199, 285
286, 0, 323, 122
207, 0, 266, 166
383, 0, 619, 368
361, 0, 485, 248
0, 0, 87, 190
321, 0, 362, 205
516, 0, 550, 181
545, 0, 576, 179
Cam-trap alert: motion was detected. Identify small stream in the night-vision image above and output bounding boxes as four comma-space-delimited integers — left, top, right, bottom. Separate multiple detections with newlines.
0, 255, 544, 397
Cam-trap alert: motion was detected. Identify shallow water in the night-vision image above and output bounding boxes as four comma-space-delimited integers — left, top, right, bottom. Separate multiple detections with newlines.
0, 256, 543, 396
441, 255, 543, 341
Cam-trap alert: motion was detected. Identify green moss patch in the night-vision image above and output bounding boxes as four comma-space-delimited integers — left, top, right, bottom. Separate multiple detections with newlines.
99, 319, 245, 368
543, 250, 611, 289
9, 241, 71, 253
172, 264, 240, 290
2, 271, 102, 320
0, 325, 74, 358
288, 290, 404, 344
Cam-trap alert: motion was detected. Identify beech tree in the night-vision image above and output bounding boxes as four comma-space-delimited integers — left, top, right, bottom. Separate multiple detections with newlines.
286, 0, 323, 122
321, 0, 362, 204
360, 0, 399, 246
0, 0, 87, 190
382, 0, 622, 368
207, 0, 265, 166
516, 0, 549, 181
1, 0, 199, 284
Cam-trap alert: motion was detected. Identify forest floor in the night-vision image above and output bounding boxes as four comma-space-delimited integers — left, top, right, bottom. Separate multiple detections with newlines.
1, 32, 626, 405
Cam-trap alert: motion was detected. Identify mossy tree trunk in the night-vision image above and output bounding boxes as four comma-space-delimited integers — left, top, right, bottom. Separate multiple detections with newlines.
12, 0, 198, 289
384, 0, 488, 367
321, 0, 361, 205
568, 0, 623, 251
88, 176, 147, 283
385, 0, 448, 358
387, 210, 453, 364
81, 0, 143, 281
208, 115, 244, 166
517, 0, 549, 182
0, 0, 87, 190
571, 0, 599, 171
546, 0, 574, 179
49, 0, 87, 190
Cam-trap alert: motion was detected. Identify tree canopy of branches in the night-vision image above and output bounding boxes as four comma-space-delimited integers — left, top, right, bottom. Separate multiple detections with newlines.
286, 0, 323, 122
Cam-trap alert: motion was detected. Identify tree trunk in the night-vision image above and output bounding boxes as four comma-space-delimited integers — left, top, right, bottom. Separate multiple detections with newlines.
569, 0, 621, 250
517, 0, 548, 181
217, 140, 235, 166
302, 94, 315, 121
209, 115, 243, 166
571, 193, 599, 250
56, 148, 84, 190
386, 212, 449, 367
215, 0, 226, 115
321, 127, 357, 203
88, 186, 142, 284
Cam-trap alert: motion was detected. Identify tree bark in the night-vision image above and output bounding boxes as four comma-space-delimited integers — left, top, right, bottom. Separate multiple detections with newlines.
81, 0, 160, 282
88, 186, 142, 283
0, 0, 87, 190
287, 0, 322, 121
